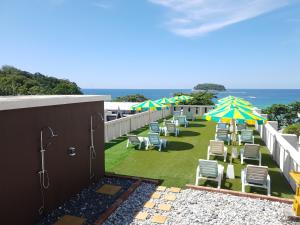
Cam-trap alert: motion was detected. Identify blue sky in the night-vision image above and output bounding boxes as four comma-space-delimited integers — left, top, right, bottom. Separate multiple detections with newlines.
0, 0, 300, 89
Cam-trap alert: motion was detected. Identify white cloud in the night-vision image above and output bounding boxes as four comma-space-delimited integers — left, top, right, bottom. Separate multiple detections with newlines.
92, 0, 112, 9
149, 0, 289, 37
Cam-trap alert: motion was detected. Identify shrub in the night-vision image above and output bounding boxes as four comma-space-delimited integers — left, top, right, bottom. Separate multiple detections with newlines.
283, 123, 300, 137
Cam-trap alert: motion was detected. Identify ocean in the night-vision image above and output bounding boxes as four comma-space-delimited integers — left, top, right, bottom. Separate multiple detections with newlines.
82, 89, 300, 109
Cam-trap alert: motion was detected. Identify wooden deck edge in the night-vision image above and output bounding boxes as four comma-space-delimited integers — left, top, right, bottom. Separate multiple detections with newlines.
94, 179, 142, 225
105, 172, 162, 185
185, 184, 294, 204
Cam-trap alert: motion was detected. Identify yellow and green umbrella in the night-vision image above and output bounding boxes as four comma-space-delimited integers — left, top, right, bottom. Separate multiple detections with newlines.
218, 97, 251, 106
131, 100, 164, 111
155, 98, 174, 106
171, 96, 182, 102
216, 100, 254, 110
218, 96, 236, 103
203, 105, 266, 125
214, 103, 253, 113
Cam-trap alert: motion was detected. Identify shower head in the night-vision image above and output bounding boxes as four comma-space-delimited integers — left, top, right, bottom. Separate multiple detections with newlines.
47, 126, 58, 137
41, 126, 58, 150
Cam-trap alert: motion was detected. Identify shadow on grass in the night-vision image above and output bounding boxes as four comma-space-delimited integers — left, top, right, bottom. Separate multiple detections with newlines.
188, 123, 206, 128
180, 130, 200, 137
254, 137, 266, 146
166, 141, 194, 151
105, 125, 150, 150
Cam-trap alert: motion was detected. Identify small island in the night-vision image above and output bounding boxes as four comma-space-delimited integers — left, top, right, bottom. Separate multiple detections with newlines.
193, 83, 226, 92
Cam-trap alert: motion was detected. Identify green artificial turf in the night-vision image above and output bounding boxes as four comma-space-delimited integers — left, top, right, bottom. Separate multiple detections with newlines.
105, 118, 294, 199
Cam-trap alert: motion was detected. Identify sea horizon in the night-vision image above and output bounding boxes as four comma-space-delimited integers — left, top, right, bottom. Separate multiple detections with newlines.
82, 88, 300, 109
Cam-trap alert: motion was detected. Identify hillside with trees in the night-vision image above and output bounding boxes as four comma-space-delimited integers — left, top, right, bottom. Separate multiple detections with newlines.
0, 66, 82, 95
114, 94, 148, 102
194, 83, 226, 91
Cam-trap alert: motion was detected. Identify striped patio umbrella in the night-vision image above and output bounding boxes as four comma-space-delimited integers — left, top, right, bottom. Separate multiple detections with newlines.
172, 96, 182, 102
218, 96, 236, 103
216, 100, 254, 111
168, 98, 179, 105
203, 105, 266, 125
131, 100, 164, 111
155, 98, 174, 106
218, 97, 251, 106
214, 103, 253, 113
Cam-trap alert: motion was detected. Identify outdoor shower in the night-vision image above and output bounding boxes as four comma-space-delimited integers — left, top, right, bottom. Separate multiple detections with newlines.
89, 113, 104, 180
38, 126, 58, 215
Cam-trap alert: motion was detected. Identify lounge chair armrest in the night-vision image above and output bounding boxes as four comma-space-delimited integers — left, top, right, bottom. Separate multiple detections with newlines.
196, 165, 200, 176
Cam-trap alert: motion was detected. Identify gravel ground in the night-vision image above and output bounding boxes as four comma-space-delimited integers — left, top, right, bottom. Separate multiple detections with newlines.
36, 177, 134, 225
104, 183, 297, 225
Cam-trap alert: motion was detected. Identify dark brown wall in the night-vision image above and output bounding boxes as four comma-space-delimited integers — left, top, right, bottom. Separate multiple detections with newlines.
0, 101, 105, 225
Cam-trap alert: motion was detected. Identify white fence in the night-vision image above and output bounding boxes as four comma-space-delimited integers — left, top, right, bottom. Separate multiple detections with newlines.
174, 105, 214, 116
256, 121, 300, 191
104, 105, 214, 143
104, 109, 172, 142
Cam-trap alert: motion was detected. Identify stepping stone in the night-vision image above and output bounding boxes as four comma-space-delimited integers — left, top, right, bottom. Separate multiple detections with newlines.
156, 186, 167, 191
170, 187, 181, 193
158, 203, 172, 211
96, 184, 122, 196
164, 194, 176, 201
151, 215, 167, 224
144, 201, 155, 209
53, 215, 86, 225
150, 192, 161, 199
135, 212, 148, 221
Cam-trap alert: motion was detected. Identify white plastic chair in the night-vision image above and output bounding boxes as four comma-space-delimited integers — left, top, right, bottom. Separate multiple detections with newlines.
186, 112, 195, 121
126, 135, 146, 150
241, 165, 271, 196
146, 133, 167, 151
235, 123, 247, 133
195, 159, 224, 189
240, 144, 261, 166
215, 129, 231, 145
238, 130, 254, 145
207, 140, 228, 162
149, 122, 162, 134
164, 122, 179, 136
177, 115, 189, 127
216, 122, 229, 132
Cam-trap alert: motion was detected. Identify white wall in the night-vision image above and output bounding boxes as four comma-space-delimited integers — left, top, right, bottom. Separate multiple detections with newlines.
104, 105, 213, 143
256, 121, 300, 191
104, 109, 171, 142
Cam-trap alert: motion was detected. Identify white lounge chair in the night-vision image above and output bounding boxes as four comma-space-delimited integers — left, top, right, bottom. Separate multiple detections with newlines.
177, 115, 189, 128
195, 159, 224, 189
126, 135, 146, 150
164, 122, 179, 136
241, 165, 271, 196
238, 130, 254, 145
207, 140, 228, 162
186, 112, 195, 121
240, 144, 261, 166
215, 129, 231, 145
173, 111, 181, 117
149, 122, 162, 134
146, 133, 167, 151
235, 123, 247, 133
216, 122, 229, 132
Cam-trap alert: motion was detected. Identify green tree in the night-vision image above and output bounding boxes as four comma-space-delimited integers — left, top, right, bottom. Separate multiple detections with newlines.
173, 92, 215, 105
0, 65, 82, 95
262, 102, 300, 128
114, 94, 148, 102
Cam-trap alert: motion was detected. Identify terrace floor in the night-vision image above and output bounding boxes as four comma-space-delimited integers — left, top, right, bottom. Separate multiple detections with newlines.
105, 118, 294, 199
